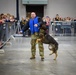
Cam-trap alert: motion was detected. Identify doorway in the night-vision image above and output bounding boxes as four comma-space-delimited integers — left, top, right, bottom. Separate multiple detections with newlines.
26, 5, 44, 18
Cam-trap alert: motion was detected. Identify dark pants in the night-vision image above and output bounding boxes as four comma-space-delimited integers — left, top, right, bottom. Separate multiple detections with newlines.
0, 25, 2, 41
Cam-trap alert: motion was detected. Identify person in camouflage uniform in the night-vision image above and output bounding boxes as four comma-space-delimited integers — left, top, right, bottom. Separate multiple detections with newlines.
20, 12, 44, 61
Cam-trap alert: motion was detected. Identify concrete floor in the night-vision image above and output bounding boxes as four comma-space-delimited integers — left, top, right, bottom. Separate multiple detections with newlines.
0, 36, 76, 75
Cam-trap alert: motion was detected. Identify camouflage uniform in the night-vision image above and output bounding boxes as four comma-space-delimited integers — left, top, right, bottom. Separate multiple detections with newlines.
31, 32, 44, 58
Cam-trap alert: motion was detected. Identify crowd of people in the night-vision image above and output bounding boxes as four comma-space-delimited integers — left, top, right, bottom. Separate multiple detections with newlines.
20, 14, 76, 32
0, 13, 76, 25
0, 13, 76, 48
0, 13, 16, 48
0, 13, 15, 24
52, 14, 76, 21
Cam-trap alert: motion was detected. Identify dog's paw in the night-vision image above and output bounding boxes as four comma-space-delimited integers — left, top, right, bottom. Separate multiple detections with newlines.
53, 58, 56, 60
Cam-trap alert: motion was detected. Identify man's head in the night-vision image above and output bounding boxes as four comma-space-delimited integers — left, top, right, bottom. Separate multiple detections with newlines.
31, 12, 36, 19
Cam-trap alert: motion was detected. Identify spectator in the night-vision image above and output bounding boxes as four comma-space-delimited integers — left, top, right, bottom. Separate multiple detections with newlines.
0, 17, 2, 47
20, 17, 26, 29
74, 18, 76, 21
20, 17, 30, 37
10, 15, 15, 22
45, 16, 51, 34
65, 17, 71, 21
55, 14, 60, 21
42, 17, 46, 22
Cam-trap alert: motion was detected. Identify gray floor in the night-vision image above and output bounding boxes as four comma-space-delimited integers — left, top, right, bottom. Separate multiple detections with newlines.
0, 36, 76, 75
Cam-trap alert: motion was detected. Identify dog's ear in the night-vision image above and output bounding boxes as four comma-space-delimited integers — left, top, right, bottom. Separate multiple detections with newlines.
41, 24, 47, 30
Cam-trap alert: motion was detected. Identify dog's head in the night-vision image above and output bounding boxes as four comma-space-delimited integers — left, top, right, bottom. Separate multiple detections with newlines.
40, 24, 47, 30
39, 24, 47, 38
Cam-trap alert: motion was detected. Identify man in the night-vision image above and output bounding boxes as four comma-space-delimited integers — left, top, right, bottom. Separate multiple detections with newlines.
0, 22, 2, 48
20, 12, 44, 61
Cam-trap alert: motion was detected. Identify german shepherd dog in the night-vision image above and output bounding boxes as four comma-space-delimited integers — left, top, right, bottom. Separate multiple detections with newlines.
37, 23, 58, 60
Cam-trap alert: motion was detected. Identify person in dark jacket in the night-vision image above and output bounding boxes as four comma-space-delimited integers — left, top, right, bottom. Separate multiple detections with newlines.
20, 12, 44, 61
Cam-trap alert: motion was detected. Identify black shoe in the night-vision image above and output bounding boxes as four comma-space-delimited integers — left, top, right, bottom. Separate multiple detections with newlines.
41, 58, 44, 61
30, 57, 35, 59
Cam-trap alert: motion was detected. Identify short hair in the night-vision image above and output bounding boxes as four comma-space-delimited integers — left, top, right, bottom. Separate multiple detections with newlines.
31, 12, 36, 15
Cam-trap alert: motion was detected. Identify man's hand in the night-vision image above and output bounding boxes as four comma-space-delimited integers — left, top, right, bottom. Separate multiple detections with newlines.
34, 24, 38, 27
18, 31, 22, 34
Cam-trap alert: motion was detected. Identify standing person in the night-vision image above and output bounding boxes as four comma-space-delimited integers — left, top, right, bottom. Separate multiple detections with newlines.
20, 17, 26, 29
45, 16, 51, 34
0, 20, 2, 48
0, 19, 4, 48
20, 12, 44, 61
55, 14, 60, 21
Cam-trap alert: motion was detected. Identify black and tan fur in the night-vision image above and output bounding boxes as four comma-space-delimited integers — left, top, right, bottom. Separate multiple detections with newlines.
37, 23, 58, 60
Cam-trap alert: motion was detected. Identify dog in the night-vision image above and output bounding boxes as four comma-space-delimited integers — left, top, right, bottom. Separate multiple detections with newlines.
37, 23, 58, 60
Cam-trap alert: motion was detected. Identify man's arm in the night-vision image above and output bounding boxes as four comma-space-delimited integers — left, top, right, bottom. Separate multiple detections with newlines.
38, 17, 43, 26
38, 17, 43, 25
20, 21, 29, 33
34, 17, 43, 27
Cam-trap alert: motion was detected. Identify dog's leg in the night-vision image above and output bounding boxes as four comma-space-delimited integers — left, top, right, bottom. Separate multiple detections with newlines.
36, 39, 39, 44
49, 51, 53, 55
49, 44, 54, 55
54, 52, 58, 60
